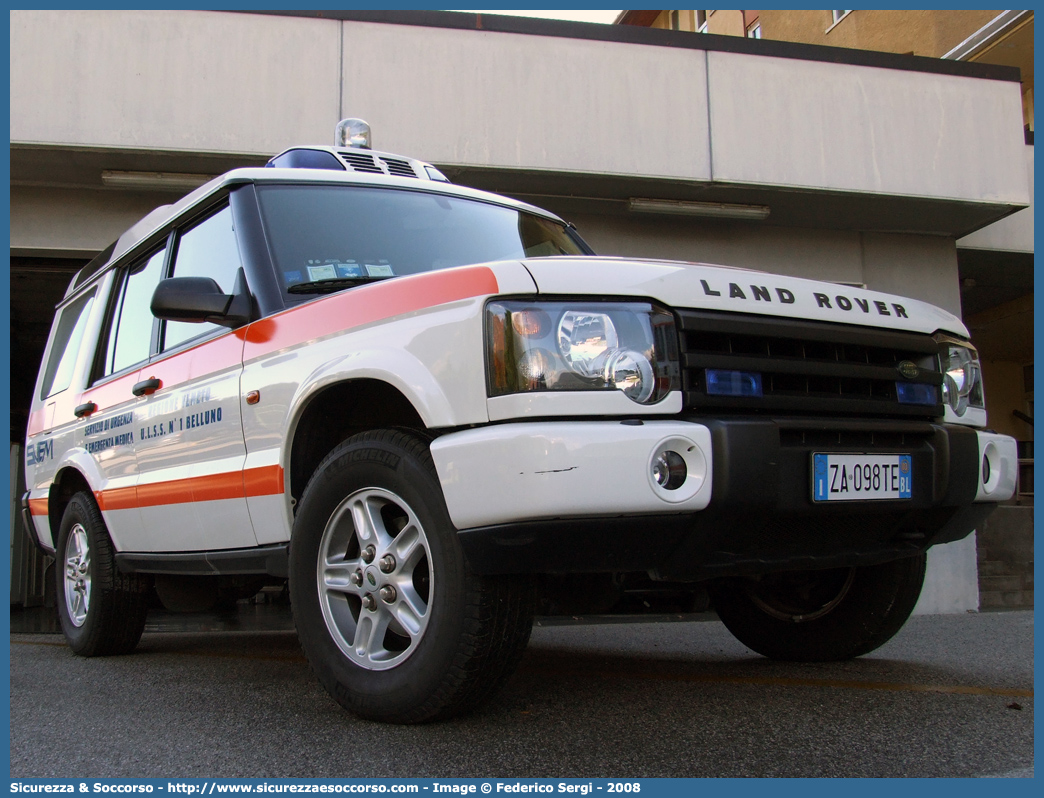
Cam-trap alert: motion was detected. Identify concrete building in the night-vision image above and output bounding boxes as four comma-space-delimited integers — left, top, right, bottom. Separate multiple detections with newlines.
9, 10, 1032, 611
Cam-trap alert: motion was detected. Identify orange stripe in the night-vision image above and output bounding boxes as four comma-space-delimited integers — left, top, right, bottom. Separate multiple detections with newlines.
95, 486, 139, 512
28, 498, 49, 517
136, 477, 196, 507
244, 464, 286, 497
77, 267, 496, 415
96, 465, 285, 511
245, 265, 499, 359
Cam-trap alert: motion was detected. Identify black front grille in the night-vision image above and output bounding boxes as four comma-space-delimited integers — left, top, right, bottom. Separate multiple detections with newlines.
677, 310, 943, 419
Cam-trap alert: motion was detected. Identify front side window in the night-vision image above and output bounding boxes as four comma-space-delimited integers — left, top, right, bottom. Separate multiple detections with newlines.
100, 247, 166, 378
40, 291, 95, 399
162, 204, 242, 352
255, 185, 588, 300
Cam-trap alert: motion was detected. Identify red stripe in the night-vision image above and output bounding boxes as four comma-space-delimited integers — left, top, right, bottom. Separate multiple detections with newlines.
81, 371, 143, 417
28, 498, 49, 517
141, 331, 246, 395
77, 266, 497, 415
96, 465, 285, 511
84, 332, 247, 415
244, 265, 499, 359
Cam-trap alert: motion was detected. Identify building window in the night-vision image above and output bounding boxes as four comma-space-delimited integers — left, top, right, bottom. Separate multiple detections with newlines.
696, 10, 708, 33
747, 22, 761, 39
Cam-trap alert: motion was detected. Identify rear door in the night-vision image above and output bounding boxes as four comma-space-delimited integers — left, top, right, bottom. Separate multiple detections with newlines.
77, 246, 168, 550
26, 286, 102, 548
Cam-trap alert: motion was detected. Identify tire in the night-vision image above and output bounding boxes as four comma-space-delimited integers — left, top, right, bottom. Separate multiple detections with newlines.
289, 429, 534, 723
711, 554, 927, 662
55, 492, 150, 656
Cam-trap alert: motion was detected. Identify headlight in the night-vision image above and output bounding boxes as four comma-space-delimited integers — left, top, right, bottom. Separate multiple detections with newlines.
936, 336, 984, 417
486, 300, 679, 404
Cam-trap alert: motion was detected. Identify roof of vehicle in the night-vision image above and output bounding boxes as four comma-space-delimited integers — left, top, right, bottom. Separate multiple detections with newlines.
65, 145, 568, 300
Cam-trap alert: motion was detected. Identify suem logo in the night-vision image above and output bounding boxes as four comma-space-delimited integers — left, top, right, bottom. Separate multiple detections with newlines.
26, 438, 53, 466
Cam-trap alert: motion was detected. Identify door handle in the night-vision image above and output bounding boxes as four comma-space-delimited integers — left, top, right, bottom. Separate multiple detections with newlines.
132, 377, 162, 397
74, 402, 97, 418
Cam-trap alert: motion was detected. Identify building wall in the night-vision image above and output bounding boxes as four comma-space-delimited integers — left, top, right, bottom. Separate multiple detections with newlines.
976, 506, 1035, 609
758, 10, 1001, 57
959, 145, 1035, 255
704, 50, 1026, 204
10, 10, 341, 155
980, 360, 1032, 441
10, 186, 177, 258
340, 21, 711, 180
707, 10, 744, 37
756, 9, 1034, 132
11, 10, 1028, 211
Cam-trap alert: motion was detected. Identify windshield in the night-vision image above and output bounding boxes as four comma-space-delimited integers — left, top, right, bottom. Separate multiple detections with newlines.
256, 184, 590, 298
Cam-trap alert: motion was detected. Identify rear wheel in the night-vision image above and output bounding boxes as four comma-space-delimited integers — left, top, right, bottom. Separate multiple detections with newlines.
711, 554, 926, 661
290, 429, 533, 723
55, 492, 150, 656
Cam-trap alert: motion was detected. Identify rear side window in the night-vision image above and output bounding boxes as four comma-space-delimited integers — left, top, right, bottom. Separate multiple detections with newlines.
40, 291, 95, 399
101, 247, 167, 378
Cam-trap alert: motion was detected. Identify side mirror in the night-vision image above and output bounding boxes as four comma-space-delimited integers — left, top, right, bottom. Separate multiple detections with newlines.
151, 268, 252, 328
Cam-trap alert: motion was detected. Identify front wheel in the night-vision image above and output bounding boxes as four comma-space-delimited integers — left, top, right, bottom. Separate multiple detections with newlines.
55, 492, 150, 656
290, 430, 533, 723
711, 554, 927, 661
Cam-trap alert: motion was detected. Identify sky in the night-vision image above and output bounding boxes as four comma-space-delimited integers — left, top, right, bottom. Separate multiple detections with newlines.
451, 10, 623, 24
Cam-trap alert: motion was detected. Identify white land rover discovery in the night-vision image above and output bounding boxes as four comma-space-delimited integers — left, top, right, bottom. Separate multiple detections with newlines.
24, 120, 1018, 723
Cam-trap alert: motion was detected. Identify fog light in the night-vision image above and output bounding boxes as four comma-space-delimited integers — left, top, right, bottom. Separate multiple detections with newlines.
706, 369, 762, 397
982, 454, 991, 486
896, 381, 937, 406
652, 450, 687, 490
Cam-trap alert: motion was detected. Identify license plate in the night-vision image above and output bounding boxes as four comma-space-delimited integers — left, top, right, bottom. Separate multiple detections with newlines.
812, 453, 912, 502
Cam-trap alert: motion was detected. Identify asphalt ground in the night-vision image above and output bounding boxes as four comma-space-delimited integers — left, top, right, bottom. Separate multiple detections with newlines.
9, 607, 1034, 779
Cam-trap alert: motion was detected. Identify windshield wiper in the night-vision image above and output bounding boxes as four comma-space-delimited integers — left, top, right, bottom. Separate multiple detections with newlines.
287, 276, 392, 295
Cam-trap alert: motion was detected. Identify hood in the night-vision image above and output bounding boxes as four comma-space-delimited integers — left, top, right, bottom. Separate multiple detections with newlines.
518, 257, 968, 339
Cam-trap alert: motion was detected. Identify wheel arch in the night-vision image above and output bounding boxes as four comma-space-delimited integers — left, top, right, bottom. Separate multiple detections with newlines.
47, 465, 96, 551
287, 378, 428, 508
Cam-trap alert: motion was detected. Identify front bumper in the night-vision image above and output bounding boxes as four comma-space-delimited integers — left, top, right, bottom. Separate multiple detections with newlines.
431, 418, 1017, 580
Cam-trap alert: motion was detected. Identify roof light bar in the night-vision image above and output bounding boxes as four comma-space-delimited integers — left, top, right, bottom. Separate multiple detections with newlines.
336, 118, 372, 150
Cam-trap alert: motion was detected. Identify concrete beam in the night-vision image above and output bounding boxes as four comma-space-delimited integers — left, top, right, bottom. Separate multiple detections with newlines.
958, 144, 1034, 254
10, 9, 1030, 229
706, 51, 1029, 206
10, 10, 340, 155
